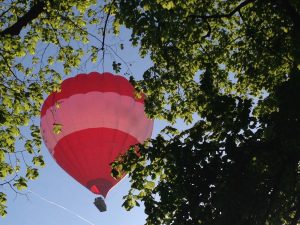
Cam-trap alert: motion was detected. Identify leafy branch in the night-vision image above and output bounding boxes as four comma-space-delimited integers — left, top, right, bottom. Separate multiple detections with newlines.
191, 0, 256, 20
1, 1, 46, 36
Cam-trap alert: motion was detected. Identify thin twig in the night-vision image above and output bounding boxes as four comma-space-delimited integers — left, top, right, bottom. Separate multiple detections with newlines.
0, 174, 18, 186
59, 9, 133, 74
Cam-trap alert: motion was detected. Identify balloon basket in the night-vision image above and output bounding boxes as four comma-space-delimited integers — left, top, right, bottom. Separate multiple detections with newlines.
94, 196, 107, 212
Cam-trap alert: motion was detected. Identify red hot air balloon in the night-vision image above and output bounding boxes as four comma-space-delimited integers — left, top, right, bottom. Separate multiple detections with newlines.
40, 72, 153, 210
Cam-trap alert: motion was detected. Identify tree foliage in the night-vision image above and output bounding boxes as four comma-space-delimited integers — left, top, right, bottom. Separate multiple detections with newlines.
0, 0, 113, 217
1, 0, 300, 224
110, 0, 300, 224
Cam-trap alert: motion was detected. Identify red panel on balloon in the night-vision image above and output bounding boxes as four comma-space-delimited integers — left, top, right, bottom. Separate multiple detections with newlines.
41, 72, 144, 117
53, 128, 138, 197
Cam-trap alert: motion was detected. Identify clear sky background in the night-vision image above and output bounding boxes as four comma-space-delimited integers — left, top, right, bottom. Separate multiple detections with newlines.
2, 25, 185, 225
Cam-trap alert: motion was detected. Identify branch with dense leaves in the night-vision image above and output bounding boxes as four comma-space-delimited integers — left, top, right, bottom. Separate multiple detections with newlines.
1, 1, 45, 36
190, 0, 256, 20
110, 0, 300, 224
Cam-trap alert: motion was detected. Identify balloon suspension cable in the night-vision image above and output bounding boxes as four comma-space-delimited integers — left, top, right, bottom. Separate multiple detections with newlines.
28, 189, 96, 225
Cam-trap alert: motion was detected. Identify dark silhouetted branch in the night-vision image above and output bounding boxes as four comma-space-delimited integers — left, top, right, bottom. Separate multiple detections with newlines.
191, 0, 256, 20
1, 1, 45, 36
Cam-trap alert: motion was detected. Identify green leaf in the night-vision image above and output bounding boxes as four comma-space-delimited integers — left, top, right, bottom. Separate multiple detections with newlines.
113, 19, 120, 35
144, 181, 155, 190
122, 195, 139, 210
0, 193, 7, 205
112, 61, 121, 73
53, 123, 62, 134
0, 163, 13, 179
32, 156, 45, 167
55, 101, 61, 109
111, 168, 121, 178
0, 193, 7, 217
0, 150, 5, 162
10, 127, 20, 137
161, 1, 175, 10
13, 177, 28, 191
25, 140, 34, 154
48, 56, 54, 65
26, 167, 39, 180
138, 191, 146, 197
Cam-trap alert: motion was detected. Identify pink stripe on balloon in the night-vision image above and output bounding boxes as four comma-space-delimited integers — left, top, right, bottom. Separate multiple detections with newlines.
40, 72, 144, 117
40, 92, 153, 155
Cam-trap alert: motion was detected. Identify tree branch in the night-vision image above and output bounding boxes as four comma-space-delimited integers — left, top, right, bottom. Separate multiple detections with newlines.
101, 3, 114, 68
203, 19, 212, 38
0, 175, 17, 186
1, 1, 45, 36
191, 0, 256, 20
0, 6, 13, 19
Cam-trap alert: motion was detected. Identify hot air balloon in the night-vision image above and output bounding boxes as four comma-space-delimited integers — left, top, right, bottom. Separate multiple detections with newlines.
40, 72, 153, 211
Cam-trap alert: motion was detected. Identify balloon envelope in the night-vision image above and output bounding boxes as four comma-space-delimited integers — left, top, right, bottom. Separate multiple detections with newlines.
40, 72, 153, 197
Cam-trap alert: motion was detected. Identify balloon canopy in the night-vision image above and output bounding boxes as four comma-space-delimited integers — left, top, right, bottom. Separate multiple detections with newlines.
40, 72, 153, 197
